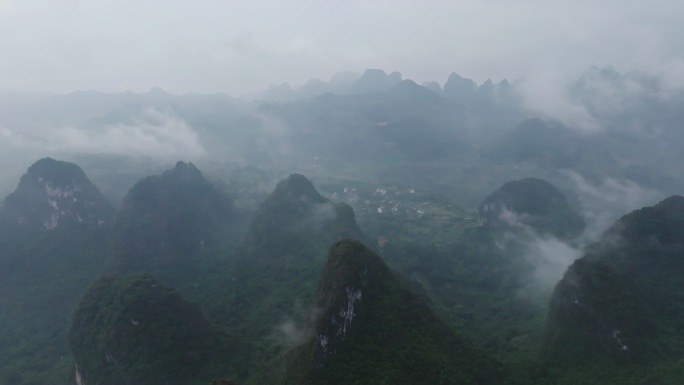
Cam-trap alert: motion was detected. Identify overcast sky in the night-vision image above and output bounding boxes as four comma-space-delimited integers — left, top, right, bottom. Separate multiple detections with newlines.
1, 0, 682, 95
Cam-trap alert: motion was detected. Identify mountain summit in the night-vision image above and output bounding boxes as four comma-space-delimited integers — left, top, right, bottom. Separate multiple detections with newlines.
0, 157, 113, 231
69, 273, 237, 385
245, 173, 362, 251
224, 174, 365, 370
283, 240, 504, 385
479, 177, 585, 238
0, 158, 112, 383
350, 69, 403, 94
108, 161, 237, 282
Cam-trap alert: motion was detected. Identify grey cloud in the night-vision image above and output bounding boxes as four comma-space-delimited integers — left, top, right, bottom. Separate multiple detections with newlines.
252, 112, 297, 158
277, 319, 310, 347
1, 0, 683, 94
275, 302, 321, 347
495, 170, 661, 300
565, 171, 662, 240
506, 172, 663, 298
495, 207, 583, 298
0, 108, 206, 160
516, 71, 601, 132
518, 233, 582, 299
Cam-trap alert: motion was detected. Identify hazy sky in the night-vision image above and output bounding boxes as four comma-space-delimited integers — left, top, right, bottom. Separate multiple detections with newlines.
1, 0, 682, 95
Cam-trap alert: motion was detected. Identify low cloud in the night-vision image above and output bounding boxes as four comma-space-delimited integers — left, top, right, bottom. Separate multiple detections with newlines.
516, 66, 684, 134
497, 173, 662, 300
277, 319, 311, 347
517, 70, 600, 132
0, 108, 206, 160
565, 171, 662, 240
275, 302, 321, 347
0, 108, 206, 199
48, 109, 206, 159
495, 207, 583, 299
253, 112, 295, 158
516, 232, 582, 299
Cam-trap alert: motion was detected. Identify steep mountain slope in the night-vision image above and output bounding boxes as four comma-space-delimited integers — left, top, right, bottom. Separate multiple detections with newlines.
353, 178, 584, 365
283, 240, 506, 385
542, 195, 684, 383
108, 161, 242, 285
0, 157, 114, 231
479, 177, 585, 238
219, 174, 364, 374
69, 274, 240, 385
0, 158, 113, 384
243, 173, 362, 252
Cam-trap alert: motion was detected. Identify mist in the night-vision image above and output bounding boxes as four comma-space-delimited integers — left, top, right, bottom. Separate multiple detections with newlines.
1, 1, 683, 95
517, 233, 583, 299
276, 304, 322, 347
566, 171, 663, 240
494, 170, 664, 300
0, 108, 204, 158
2, 2, 684, 383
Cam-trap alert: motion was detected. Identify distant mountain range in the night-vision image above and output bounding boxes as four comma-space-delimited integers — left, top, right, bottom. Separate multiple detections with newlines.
2, 66, 683, 210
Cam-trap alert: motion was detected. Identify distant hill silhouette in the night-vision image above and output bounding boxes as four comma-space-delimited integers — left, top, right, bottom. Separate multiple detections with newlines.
479, 177, 585, 238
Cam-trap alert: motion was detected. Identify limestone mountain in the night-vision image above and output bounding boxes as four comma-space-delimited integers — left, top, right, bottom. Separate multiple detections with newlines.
350, 69, 403, 94
479, 177, 585, 239
443, 72, 477, 102
221, 174, 364, 371
283, 240, 506, 385
69, 273, 239, 385
108, 161, 240, 284
0, 157, 114, 231
422, 80, 443, 94
542, 195, 684, 383
235, 172, 364, 287
0, 158, 112, 384
243, 173, 363, 254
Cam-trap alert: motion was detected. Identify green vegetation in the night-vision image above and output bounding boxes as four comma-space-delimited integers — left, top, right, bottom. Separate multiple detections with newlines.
0, 158, 113, 384
283, 240, 506, 385
108, 161, 245, 286
479, 177, 585, 239
214, 174, 366, 376
541, 195, 684, 383
69, 273, 240, 385
2, 155, 684, 385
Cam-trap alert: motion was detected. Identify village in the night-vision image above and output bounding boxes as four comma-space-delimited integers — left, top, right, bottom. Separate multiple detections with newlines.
322, 182, 479, 247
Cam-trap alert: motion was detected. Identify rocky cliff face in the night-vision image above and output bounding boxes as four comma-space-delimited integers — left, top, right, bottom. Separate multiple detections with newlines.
216, 175, 365, 375
0, 157, 113, 231
0, 158, 113, 384
283, 239, 505, 385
